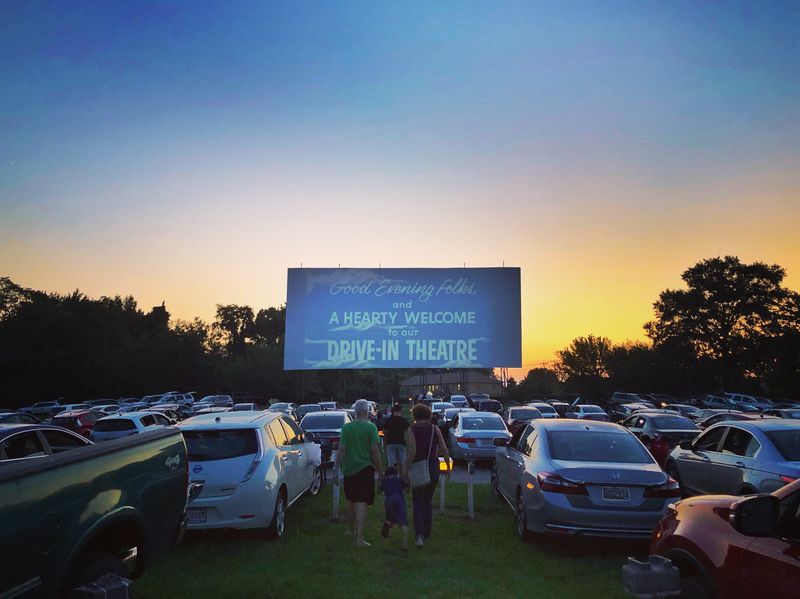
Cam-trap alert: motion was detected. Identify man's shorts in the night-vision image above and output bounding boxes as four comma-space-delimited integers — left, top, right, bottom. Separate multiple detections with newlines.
343, 466, 376, 505
386, 443, 407, 467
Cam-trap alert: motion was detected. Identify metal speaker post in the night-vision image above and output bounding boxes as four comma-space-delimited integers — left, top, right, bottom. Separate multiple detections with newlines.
466, 453, 475, 519
438, 457, 449, 514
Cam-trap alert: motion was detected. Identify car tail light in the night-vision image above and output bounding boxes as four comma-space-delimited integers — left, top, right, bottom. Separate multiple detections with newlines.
780, 475, 797, 484
536, 472, 588, 495
456, 436, 476, 445
242, 456, 262, 483
644, 477, 681, 498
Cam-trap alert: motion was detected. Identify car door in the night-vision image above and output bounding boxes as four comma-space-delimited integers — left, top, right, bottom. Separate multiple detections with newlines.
0, 431, 47, 461
676, 427, 728, 495
503, 426, 535, 499
713, 427, 761, 494
497, 426, 528, 499
267, 419, 297, 500
280, 417, 310, 497
738, 487, 800, 597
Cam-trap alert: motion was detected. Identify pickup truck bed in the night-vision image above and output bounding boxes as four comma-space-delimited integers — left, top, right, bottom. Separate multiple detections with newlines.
0, 428, 188, 598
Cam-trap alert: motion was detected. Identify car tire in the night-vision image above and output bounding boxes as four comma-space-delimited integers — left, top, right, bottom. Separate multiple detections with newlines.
266, 490, 287, 540
66, 551, 128, 594
679, 574, 713, 599
515, 491, 532, 541
490, 466, 501, 497
309, 467, 322, 496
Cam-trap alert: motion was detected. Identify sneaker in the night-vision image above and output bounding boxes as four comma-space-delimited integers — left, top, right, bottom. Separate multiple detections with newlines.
381, 521, 391, 538
415, 536, 425, 548
356, 539, 371, 547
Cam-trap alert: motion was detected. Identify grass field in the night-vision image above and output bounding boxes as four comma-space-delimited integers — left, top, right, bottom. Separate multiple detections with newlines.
137, 480, 644, 598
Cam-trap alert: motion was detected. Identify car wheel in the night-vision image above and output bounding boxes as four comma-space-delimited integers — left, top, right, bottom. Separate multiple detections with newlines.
266, 490, 287, 540
679, 574, 713, 599
515, 491, 532, 541
66, 551, 128, 594
490, 466, 501, 497
309, 466, 322, 496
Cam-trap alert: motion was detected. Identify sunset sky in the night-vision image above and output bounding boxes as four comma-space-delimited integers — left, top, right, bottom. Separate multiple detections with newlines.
2, 2, 799, 378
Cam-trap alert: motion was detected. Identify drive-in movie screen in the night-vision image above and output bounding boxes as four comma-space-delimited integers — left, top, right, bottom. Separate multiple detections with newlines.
2, 2, 799, 599
284, 267, 521, 370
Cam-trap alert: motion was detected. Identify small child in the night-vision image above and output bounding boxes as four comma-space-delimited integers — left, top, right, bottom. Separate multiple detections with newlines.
380, 466, 409, 550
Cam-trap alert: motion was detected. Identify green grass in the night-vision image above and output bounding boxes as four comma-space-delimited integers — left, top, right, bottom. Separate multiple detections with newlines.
136, 482, 643, 598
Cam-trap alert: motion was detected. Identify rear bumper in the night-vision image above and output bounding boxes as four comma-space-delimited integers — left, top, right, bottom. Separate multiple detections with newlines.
527, 492, 666, 539
186, 484, 275, 530
452, 443, 497, 460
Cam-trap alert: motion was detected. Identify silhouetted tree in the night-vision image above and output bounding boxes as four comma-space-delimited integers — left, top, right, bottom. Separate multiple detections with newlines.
213, 304, 255, 354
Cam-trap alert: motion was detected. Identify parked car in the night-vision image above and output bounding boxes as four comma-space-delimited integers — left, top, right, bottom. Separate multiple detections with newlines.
619, 412, 700, 467
546, 401, 571, 417
649, 394, 681, 408
564, 405, 610, 422
319, 401, 340, 411
90, 411, 172, 442
467, 393, 491, 407
449, 394, 469, 408
665, 420, 800, 497
525, 402, 559, 419
0, 423, 92, 461
148, 405, 181, 423
180, 411, 321, 537
651, 477, 800, 598
197, 395, 234, 408
140, 394, 166, 405
668, 404, 700, 418
90, 404, 121, 417
232, 403, 256, 412
296, 404, 322, 419
701, 395, 758, 412
299, 410, 352, 463
725, 392, 773, 411
690, 408, 741, 422
763, 408, 800, 420
194, 406, 232, 416
0, 427, 188, 597
502, 406, 543, 435
0, 412, 42, 425
52, 403, 91, 415
438, 407, 475, 435
472, 398, 503, 413
22, 400, 63, 417
50, 410, 99, 437
613, 403, 657, 422
448, 412, 510, 461
698, 412, 776, 430
492, 419, 679, 540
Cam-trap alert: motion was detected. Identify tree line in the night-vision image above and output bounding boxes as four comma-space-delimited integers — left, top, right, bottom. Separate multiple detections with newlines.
507, 256, 800, 403
2, 256, 798, 408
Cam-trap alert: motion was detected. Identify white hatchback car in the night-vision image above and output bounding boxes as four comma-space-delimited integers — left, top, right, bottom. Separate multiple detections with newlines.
179, 411, 322, 538
90, 411, 172, 442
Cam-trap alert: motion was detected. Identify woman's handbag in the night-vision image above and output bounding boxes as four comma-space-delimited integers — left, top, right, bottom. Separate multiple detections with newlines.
409, 425, 435, 489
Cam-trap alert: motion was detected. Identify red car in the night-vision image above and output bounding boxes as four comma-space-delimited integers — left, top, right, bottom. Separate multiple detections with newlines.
49, 410, 98, 438
651, 477, 800, 598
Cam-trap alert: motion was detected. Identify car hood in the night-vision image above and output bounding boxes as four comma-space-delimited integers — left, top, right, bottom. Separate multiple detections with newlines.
551, 461, 667, 485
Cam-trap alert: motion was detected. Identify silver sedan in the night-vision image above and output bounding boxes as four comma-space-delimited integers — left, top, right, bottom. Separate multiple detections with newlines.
448, 412, 511, 460
491, 419, 679, 539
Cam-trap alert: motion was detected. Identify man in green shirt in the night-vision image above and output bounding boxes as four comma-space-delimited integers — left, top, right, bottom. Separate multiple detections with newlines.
333, 399, 383, 546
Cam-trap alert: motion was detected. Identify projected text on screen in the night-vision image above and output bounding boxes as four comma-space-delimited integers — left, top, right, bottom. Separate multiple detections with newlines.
284, 267, 521, 370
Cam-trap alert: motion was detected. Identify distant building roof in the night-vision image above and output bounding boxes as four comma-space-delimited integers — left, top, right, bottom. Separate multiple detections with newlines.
399, 372, 500, 386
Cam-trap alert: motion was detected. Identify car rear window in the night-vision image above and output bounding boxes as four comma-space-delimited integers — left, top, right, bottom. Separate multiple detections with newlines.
462, 416, 505, 431
532, 404, 556, 414
582, 406, 604, 414
547, 431, 653, 463
509, 409, 540, 420
183, 429, 258, 461
51, 417, 77, 429
765, 430, 800, 461
302, 414, 345, 429
94, 419, 136, 432
652, 416, 697, 430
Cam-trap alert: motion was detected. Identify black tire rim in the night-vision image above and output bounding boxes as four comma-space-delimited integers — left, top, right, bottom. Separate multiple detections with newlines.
490, 468, 499, 496
309, 468, 321, 495
276, 496, 286, 537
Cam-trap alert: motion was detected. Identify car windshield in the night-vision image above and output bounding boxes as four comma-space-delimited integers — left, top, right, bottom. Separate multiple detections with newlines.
531, 404, 556, 414
548, 431, 653, 463
509, 409, 540, 420
461, 416, 505, 431
582, 406, 604, 414
298, 405, 321, 414
302, 414, 345, 429
183, 429, 258, 461
94, 418, 136, 432
765, 430, 800, 461
652, 416, 697, 430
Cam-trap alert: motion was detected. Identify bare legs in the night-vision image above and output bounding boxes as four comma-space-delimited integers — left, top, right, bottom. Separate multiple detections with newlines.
354, 502, 369, 546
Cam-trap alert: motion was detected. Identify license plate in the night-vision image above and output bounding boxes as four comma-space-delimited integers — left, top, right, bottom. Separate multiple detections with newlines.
601, 486, 630, 501
477, 439, 491, 446
187, 508, 207, 524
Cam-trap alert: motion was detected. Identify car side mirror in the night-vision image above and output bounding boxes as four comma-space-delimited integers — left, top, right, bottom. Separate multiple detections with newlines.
679, 440, 693, 450
493, 438, 508, 447
304, 432, 315, 443
729, 494, 779, 537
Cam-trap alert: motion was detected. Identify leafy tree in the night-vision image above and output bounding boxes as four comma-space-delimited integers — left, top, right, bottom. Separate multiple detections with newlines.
555, 335, 612, 379
645, 256, 800, 385
213, 304, 255, 354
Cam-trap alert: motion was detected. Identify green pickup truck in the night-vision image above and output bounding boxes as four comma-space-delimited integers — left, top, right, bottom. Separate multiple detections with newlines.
0, 427, 188, 598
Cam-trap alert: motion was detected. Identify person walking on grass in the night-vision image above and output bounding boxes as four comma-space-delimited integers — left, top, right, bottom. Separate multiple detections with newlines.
380, 466, 409, 550
383, 402, 411, 478
334, 399, 383, 547
406, 402, 450, 548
